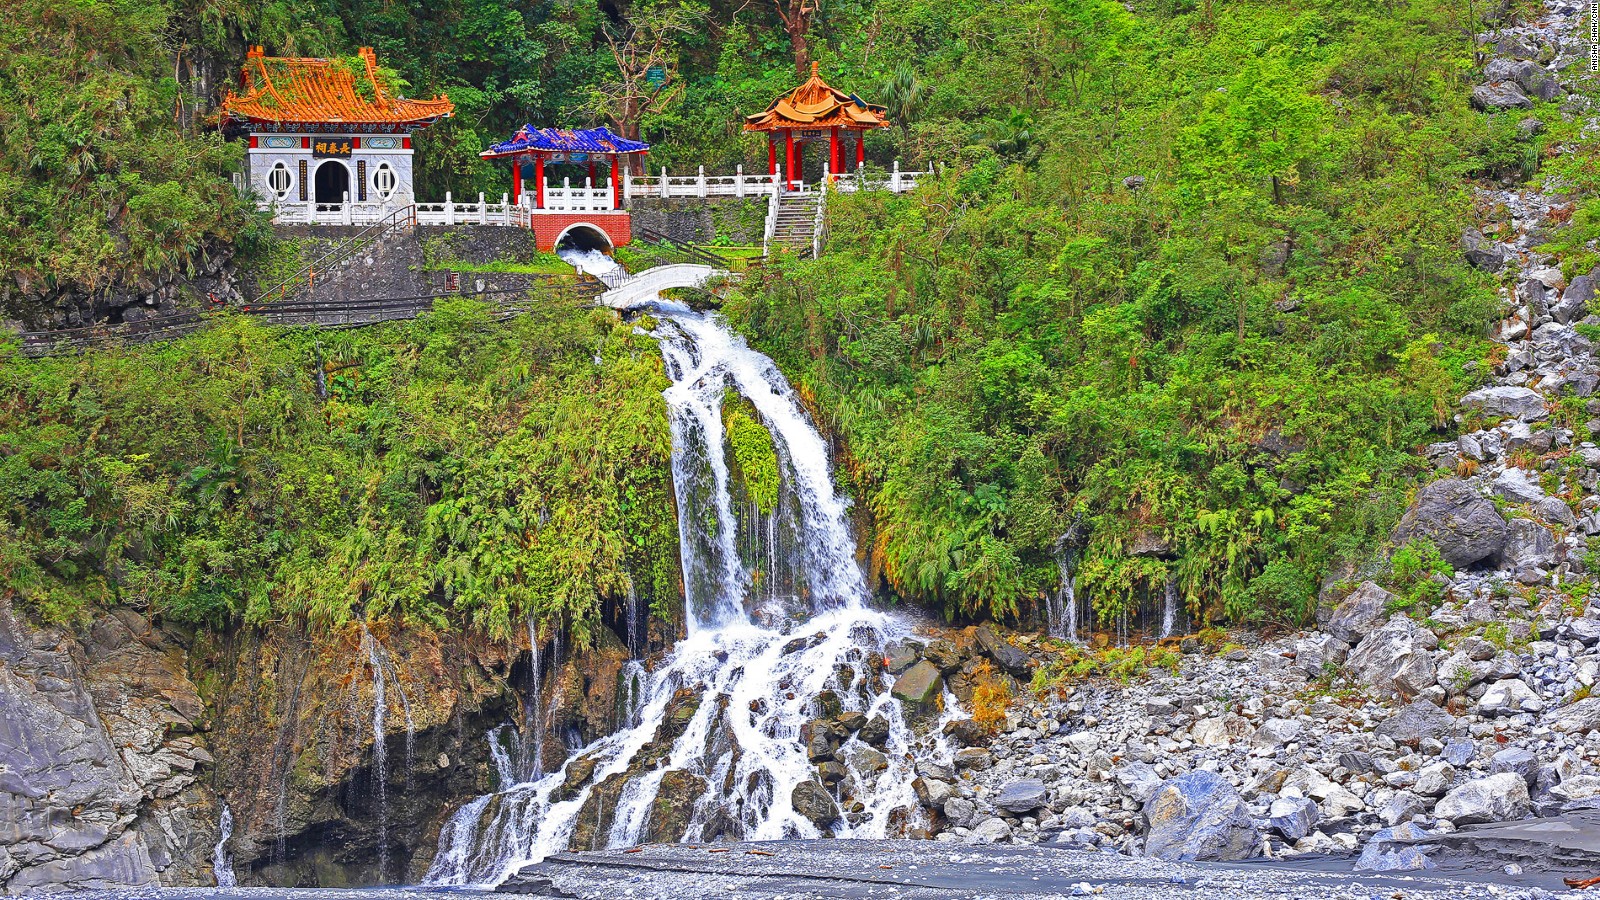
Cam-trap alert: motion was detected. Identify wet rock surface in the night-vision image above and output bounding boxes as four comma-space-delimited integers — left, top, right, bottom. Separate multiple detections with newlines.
490, 839, 1579, 898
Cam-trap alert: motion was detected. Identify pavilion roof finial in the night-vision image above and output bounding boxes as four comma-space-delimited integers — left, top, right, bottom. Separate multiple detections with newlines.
743, 62, 890, 133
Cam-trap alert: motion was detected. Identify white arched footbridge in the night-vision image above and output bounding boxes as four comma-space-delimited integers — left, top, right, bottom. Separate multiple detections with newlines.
598, 264, 731, 309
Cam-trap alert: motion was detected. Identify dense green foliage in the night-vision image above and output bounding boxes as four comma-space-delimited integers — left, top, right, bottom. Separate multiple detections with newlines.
0, 0, 257, 299
0, 298, 679, 642
725, 0, 1570, 628
6, 0, 1591, 637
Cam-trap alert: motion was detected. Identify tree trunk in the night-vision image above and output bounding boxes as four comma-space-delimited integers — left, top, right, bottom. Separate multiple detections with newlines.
788, 24, 809, 78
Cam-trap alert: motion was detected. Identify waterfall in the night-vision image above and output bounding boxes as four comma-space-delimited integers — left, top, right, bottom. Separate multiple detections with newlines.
212, 803, 237, 887
624, 576, 642, 658
1050, 524, 1084, 643
359, 625, 390, 884
426, 301, 942, 888
524, 619, 545, 781
1160, 576, 1180, 639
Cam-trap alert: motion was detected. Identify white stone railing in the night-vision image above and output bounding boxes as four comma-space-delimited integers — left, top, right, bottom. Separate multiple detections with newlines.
538, 180, 616, 212
830, 161, 932, 194
626, 166, 783, 200
260, 161, 936, 228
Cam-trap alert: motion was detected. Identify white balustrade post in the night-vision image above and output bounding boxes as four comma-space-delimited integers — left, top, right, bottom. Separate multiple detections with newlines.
660, 167, 668, 199
891, 161, 901, 193
501, 193, 509, 225
697, 165, 706, 198
478, 192, 486, 224
445, 191, 454, 225
736, 164, 744, 198
563, 177, 571, 211
625, 170, 634, 203
584, 176, 592, 211
823, 163, 830, 186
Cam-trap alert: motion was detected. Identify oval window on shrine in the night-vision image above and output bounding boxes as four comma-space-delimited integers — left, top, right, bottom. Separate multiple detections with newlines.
267, 162, 292, 200
372, 163, 397, 200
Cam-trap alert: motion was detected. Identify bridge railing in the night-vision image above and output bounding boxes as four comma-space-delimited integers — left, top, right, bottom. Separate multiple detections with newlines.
414, 193, 521, 226
542, 181, 617, 212
830, 161, 934, 195
626, 166, 783, 200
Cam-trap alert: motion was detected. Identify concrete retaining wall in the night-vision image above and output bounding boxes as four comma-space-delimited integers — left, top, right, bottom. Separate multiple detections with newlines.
625, 197, 768, 246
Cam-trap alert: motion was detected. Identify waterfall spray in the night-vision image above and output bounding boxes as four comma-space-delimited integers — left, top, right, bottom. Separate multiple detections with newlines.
212, 803, 237, 887
359, 625, 390, 884
1161, 575, 1180, 639
1050, 521, 1086, 642
525, 618, 545, 781
426, 300, 958, 887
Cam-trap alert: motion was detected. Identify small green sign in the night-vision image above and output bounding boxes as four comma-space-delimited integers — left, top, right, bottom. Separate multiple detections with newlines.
645, 65, 666, 88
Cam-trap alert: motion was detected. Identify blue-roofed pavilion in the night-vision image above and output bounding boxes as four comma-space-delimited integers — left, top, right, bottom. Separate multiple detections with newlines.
481, 126, 650, 210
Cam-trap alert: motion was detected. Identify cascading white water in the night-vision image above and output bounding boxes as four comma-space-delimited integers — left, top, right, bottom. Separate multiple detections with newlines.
1160, 576, 1180, 639
426, 298, 959, 888
359, 625, 396, 884
557, 246, 628, 287
1050, 531, 1080, 643
524, 619, 545, 782
213, 803, 237, 887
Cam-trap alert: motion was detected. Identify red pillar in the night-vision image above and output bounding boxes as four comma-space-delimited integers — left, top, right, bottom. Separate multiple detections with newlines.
856, 132, 865, 168
611, 154, 621, 209
768, 136, 777, 176
829, 126, 840, 177
784, 129, 796, 190
512, 160, 522, 204
534, 154, 545, 209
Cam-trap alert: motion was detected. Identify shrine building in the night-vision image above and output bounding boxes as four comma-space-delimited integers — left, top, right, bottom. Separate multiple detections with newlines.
480, 126, 650, 251
744, 62, 890, 189
222, 47, 454, 216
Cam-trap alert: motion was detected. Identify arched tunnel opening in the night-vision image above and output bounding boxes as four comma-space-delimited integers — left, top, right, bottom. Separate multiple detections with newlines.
554, 225, 613, 255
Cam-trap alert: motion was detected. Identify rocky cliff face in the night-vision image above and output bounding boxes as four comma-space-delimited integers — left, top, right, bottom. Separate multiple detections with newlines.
0, 595, 216, 893
0, 588, 639, 893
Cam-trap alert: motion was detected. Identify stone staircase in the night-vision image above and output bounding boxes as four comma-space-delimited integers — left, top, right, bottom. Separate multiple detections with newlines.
769, 192, 822, 257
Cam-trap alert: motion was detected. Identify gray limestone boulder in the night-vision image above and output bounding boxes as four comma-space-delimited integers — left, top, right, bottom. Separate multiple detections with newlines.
1392, 478, 1507, 570
1434, 773, 1531, 825
1345, 617, 1438, 699
992, 778, 1049, 814
1502, 518, 1557, 570
1493, 468, 1546, 503
1292, 633, 1349, 676
1254, 718, 1304, 748
1554, 274, 1595, 324
891, 660, 944, 716
1462, 227, 1513, 270
791, 779, 840, 829
1143, 772, 1259, 862
1489, 748, 1540, 787
1267, 796, 1319, 842
1550, 697, 1600, 734
1462, 386, 1548, 420
968, 817, 1014, 844
974, 627, 1033, 678
1478, 678, 1544, 717
1471, 81, 1534, 111
1114, 762, 1164, 803
1323, 581, 1395, 644
1374, 699, 1457, 744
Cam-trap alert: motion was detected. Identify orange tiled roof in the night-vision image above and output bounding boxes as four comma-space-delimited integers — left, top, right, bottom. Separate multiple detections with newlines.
744, 62, 890, 132
221, 47, 454, 127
